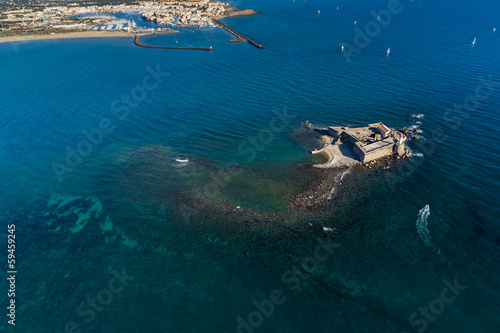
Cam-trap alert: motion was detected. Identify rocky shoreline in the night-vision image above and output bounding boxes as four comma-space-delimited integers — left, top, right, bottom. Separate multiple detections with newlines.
218, 8, 258, 18
116, 136, 413, 233
288, 166, 347, 211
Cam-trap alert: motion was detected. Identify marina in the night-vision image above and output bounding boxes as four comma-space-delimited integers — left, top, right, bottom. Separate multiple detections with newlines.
91, 18, 137, 31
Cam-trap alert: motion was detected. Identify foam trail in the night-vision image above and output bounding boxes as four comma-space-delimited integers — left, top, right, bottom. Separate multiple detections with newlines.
327, 169, 351, 200
416, 205, 448, 262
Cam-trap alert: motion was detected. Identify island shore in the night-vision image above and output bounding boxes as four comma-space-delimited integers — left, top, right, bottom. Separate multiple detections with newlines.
218, 9, 258, 18
0, 30, 135, 44
310, 134, 360, 168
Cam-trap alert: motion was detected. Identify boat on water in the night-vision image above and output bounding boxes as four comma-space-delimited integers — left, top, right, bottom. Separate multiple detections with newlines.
425, 204, 430, 211
175, 158, 189, 163
472, 37, 476, 45
387, 47, 391, 55
341, 44, 344, 51
411, 113, 424, 118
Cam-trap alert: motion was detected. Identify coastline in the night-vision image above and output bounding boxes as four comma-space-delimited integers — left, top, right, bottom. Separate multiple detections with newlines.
0, 6, 257, 45
310, 134, 360, 169
217, 9, 258, 19
0, 30, 135, 44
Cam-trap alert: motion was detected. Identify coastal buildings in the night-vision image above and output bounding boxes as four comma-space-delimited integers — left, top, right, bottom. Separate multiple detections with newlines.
0, 0, 236, 34
141, 0, 230, 26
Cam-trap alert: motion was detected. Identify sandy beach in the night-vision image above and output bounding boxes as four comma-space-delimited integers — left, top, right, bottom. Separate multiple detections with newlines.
310, 134, 360, 168
0, 30, 135, 44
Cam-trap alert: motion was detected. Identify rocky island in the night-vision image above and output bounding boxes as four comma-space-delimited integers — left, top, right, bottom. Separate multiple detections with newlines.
304, 121, 410, 168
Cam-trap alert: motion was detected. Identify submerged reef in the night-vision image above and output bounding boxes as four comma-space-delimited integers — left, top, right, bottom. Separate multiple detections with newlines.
110, 133, 409, 240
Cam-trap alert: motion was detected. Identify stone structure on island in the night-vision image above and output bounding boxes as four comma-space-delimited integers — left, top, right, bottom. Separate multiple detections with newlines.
305, 122, 408, 168
328, 122, 407, 162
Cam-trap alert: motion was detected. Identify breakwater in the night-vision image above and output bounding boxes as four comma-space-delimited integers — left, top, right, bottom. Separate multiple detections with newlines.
133, 35, 214, 51
213, 19, 265, 49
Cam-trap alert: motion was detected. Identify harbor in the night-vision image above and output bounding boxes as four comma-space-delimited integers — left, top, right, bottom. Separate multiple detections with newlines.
0, 1, 263, 47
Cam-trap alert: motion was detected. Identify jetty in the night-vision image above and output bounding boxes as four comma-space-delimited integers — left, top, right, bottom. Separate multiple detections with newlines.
213, 19, 265, 49
133, 35, 214, 51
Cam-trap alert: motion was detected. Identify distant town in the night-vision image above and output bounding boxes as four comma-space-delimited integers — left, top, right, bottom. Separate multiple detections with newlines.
0, 0, 257, 37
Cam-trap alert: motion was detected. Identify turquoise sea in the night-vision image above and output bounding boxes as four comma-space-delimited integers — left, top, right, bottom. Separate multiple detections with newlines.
1, 0, 499, 332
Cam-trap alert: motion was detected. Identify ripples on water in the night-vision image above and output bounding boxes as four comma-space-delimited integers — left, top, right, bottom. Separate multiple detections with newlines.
1, 0, 500, 331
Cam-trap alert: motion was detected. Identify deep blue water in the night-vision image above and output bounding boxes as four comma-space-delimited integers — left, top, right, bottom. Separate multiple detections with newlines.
1, 0, 499, 332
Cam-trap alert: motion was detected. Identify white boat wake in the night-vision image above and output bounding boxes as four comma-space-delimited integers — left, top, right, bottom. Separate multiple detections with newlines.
416, 205, 448, 262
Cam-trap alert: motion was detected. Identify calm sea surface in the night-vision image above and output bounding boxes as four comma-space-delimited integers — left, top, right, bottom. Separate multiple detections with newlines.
1, 0, 499, 332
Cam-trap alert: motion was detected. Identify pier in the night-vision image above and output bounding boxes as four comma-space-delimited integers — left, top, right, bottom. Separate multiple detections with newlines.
133, 35, 214, 51
213, 19, 265, 49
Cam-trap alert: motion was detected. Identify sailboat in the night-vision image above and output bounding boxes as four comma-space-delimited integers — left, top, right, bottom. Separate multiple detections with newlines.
386, 47, 390, 56
341, 44, 344, 51
472, 37, 476, 45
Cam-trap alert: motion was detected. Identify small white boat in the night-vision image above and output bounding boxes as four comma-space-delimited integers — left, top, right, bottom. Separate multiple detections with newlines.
472, 37, 476, 45
494, 28, 496, 32
318, 10, 320, 15
323, 226, 340, 232
411, 113, 424, 118
387, 47, 391, 55
425, 204, 430, 211
175, 158, 189, 163
341, 44, 344, 51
